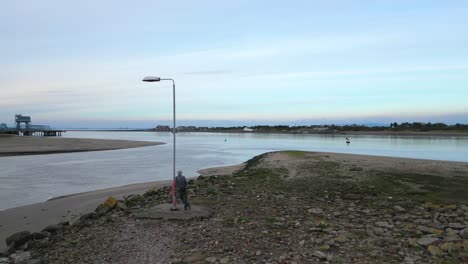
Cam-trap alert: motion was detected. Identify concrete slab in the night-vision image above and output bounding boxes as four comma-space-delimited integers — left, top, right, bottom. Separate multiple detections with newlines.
135, 204, 211, 220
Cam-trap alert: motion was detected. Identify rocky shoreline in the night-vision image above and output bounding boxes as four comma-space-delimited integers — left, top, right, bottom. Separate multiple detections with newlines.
1, 151, 467, 263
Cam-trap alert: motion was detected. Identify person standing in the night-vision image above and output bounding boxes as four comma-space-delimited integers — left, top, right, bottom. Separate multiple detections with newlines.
175, 170, 191, 210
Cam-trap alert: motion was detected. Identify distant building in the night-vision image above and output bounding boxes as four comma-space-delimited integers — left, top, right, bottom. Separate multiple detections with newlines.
0, 123, 7, 130
15, 114, 31, 130
155, 125, 171, 131
243, 127, 254, 132
312, 127, 329, 132
198, 127, 209, 131
176, 126, 196, 131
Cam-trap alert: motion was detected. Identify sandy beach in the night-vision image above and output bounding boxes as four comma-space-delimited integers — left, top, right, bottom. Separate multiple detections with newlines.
0, 135, 163, 156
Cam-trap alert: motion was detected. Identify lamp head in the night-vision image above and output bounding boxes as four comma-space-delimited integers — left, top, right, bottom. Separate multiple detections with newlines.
142, 76, 161, 82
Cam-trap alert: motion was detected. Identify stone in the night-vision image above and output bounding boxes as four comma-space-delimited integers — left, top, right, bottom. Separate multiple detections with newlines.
373, 227, 385, 235
375, 221, 393, 228
320, 245, 330, 251
336, 234, 347, 243
31, 232, 48, 240
220, 257, 229, 264
26, 239, 49, 250
408, 238, 418, 247
439, 242, 455, 253
445, 204, 457, 210
95, 204, 112, 216
394, 205, 405, 212
116, 201, 127, 210
0, 258, 9, 264
25, 260, 42, 264
463, 240, 468, 251
448, 223, 465, 229
79, 212, 98, 221
255, 250, 262, 256
417, 225, 435, 234
403, 256, 415, 264
5, 231, 32, 248
308, 208, 323, 215
9, 251, 31, 263
42, 224, 62, 234
313, 251, 327, 260
460, 228, 468, 239
427, 245, 443, 256
182, 253, 206, 263
417, 237, 438, 246
104, 197, 118, 208
205, 256, 217, 263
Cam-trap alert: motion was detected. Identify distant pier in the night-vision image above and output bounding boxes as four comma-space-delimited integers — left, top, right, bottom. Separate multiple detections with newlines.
20, 129, 66, 137
0, 114, 66, 137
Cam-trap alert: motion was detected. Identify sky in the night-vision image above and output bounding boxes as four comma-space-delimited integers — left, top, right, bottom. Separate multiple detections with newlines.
1, 1, 468, 128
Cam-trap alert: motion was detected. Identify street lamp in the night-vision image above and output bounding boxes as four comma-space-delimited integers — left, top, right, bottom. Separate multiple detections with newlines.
142, 76, 177, 210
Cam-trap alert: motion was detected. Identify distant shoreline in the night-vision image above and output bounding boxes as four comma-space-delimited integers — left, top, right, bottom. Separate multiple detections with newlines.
66, 129, 468, 137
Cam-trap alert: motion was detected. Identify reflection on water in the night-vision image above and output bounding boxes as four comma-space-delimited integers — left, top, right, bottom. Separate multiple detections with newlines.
0, 131, 467, 210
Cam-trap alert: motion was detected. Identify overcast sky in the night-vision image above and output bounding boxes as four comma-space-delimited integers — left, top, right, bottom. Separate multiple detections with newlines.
1, 1, 467, 128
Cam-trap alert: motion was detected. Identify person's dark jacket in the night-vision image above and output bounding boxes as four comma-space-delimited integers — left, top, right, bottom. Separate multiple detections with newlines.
176, 175, 187, 191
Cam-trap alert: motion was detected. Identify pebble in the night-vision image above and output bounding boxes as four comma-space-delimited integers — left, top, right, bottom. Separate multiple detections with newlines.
375, 221, 393, 228
417, 237, 438, 246
205, 256, 217, 263
427, 245, 443, 256
313, 251, 327, 260
448, 223, 465, 229
460, 228, 468, 239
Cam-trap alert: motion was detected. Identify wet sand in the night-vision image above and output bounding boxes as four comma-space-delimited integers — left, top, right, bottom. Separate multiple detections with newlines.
0, 135, 163, 156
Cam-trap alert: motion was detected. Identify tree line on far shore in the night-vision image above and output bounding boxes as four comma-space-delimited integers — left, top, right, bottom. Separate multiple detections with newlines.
209, 122, 468, 132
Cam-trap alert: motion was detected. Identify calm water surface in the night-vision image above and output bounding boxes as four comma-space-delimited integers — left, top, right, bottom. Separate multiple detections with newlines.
1, 131, 467, 210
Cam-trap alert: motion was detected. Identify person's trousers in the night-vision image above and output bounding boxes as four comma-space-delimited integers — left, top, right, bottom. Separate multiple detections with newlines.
178, 189, 190, 209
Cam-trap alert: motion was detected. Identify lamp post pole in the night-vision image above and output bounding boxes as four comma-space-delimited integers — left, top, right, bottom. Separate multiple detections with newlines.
142, 76, 177, 210
167, 78, 177, 210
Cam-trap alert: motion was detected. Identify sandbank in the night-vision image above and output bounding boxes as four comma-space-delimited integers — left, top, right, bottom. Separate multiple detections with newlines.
0, 136, 163, 156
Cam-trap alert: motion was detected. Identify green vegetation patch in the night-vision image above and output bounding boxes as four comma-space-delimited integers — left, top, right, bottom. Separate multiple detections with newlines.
284, 150, 306, 157
371, 171, 468, 203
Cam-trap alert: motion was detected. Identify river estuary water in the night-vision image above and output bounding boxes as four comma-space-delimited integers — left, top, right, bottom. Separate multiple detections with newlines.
1, 131, 467, 210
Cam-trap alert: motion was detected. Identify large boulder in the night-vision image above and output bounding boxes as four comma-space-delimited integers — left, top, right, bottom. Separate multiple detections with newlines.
95, 197, 118, 216
5, 231, 31, 249
42, 224, 63, 234
79, 212, 98, 221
